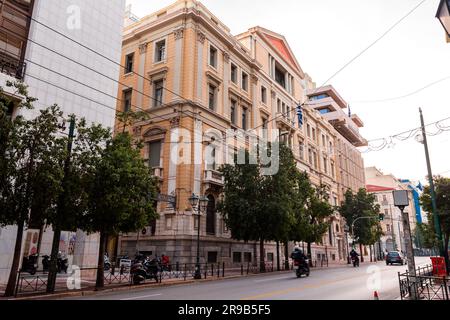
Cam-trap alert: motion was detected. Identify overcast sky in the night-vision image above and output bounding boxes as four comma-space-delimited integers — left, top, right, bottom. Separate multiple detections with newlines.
127, 0, 450, 183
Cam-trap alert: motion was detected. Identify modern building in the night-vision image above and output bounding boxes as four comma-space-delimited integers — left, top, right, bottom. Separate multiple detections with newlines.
0, 0, 126, 285
365, 167, 419, 255
115, 0, 368, 267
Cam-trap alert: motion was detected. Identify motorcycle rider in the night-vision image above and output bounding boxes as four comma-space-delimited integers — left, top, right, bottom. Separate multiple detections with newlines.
350, 249, 360, 266
291, 247, 309, 267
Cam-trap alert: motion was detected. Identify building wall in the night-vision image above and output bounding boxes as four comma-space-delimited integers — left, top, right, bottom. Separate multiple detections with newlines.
0, 0, 126, 285
116, 0, 367, 264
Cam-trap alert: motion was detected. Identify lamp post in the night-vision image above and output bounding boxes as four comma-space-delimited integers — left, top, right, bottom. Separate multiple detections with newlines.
189, 194, 209, 280
344, 225, 351, 264
436, 0, 450, 42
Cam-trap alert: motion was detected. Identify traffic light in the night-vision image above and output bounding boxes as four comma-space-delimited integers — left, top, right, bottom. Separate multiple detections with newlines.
379, 214, 385, 221
297, 105, 304, 127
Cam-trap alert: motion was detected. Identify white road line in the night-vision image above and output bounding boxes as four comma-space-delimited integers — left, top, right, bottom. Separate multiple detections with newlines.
254, 276, 293, 283
120, 293, 162, 300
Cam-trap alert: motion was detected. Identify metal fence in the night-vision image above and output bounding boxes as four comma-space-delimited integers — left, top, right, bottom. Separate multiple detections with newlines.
11, 258, 328, 297
398, 265, 449, 300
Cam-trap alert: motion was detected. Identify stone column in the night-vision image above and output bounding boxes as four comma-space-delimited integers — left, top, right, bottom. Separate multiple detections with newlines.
222, 51, 230, 119
172, 27, 184, 102
196, 31, 206, 103
136, 42, 148, 109
251, 74, 259, 129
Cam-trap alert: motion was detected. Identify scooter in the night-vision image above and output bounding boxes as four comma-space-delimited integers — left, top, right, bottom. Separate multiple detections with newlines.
42, 254, 68, 273
104, 254, 111, 271
130, 256, 160, 285
21, 254, 38, 275
294, 258, 310, 278
351, 256, 360, 267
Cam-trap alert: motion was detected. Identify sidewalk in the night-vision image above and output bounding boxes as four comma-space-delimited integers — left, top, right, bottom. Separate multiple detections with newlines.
1, 261, 354, 300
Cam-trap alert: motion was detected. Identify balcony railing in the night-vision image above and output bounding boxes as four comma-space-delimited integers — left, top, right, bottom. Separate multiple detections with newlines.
0, 54, 26, 80
204, 169, 224, 186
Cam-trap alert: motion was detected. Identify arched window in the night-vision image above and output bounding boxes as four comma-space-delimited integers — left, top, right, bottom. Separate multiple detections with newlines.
206, 195, 216, 235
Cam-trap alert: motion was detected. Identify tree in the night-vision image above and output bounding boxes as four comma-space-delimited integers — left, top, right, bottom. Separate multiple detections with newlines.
415, 222, 439, 250
219, 149, 273, 272
420, 176, 450, 273
46, 117, 112, 293
1, 82, 66, 297
339, 188, 382, 262
262, 144, 297, 270
81, 132, 159, 288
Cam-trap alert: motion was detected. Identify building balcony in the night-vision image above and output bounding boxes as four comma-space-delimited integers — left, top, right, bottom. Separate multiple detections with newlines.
321, 111, 368, 147
0, 52, 26, 80
151, 167, 164, 181
204, 169, 224, 186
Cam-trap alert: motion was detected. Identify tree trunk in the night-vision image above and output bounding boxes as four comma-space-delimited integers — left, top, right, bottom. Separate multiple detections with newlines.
95, 232, 107, 289
369, 245, 373, 262
276, 241, 280, 271
444, 232, 449, 275
46, 227, 62, 293
307, 242, 312, 267
284, 240, 290, 270
4, 219, 25, 297
259, 239, 265, 273
359, 243, 364, 262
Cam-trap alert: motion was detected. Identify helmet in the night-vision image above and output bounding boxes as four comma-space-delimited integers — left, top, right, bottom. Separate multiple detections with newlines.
294, 247, 301, 252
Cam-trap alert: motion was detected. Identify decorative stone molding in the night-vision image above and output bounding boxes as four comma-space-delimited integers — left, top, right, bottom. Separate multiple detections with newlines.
133, 125, 143, 136
271, 90, 277, 99
197, 31, 206, 44
173, 27, 184, 40
223, 51, 230, 63
138, 42, 149, 54
148, 66, 169, 81
170, 116, 181, 128
250, 74, 258, 85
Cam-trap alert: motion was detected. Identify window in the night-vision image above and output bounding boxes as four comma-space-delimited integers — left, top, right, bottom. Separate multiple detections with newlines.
299, 140, 305, 160
322, 134, 326, 147
208, 84, 216, 110
275, 64, 286, 89
387, 224, 391, 232
154, 40, 166, 62
233, 252, 242, 263
153, 80, 164, 107
206, 195, 216, 235
382, 195, 387, 203
242, 72, 248, 91
286, 105, 291, 120
262, 118, 268, 140
267, 253, 274, 262
261, 86, 267, 104
331, 161, 335, 178
207, 146, 216, 171
209, 45, 217, 68
125, 53, 134, 74
207, 252, 218, 263
323, 157, 328, 174
313, 151, 317, 169
231, 63, 238, 83
148, 141, 162, 168
230, 100, 237, 125
319, 108, 331, 114
307, 124, 311, 137
312, 128, 316, 141
308, 149, 313, 166
277, 99, 281, 113
385, 209, 389, 216
123, 90, 132, 112
242, 108, 247, 130
244, 252, 252, 263
310, 93, 329, 101
329, 225, 333, 246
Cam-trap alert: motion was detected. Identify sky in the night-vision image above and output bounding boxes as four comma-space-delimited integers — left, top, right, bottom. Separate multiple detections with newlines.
126, 0, 450, 183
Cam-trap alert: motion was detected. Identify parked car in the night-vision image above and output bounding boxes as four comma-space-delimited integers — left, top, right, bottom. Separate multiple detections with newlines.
386, 251, 406, 265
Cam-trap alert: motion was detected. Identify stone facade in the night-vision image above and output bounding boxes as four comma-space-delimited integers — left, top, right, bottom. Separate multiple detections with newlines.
115, 0, 368, 266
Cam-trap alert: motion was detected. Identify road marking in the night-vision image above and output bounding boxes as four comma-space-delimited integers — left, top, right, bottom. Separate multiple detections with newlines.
120, 294, 162, 300
254, 276, 293, 283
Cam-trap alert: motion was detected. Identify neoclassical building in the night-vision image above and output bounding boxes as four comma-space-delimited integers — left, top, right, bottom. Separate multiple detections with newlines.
114, 0, 368, 266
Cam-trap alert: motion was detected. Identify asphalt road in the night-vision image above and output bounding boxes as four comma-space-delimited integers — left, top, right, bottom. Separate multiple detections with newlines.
67, 257, 430, 300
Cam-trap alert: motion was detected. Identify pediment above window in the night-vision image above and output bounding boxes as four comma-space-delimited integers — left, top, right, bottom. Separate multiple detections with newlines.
149, 67, 169, 81
142, 126, 167, 141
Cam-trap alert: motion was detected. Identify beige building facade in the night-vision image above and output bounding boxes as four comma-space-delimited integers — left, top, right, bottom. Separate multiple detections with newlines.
114, 0, 368, 266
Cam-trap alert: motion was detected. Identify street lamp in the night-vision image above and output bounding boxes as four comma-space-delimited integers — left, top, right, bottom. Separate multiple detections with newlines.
436, 0, 450, 41
189, 193, 209, 280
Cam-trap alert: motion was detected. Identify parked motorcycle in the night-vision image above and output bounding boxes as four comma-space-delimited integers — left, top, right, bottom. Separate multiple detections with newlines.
41, 253, 68, 273
21, 254, 38, 275
351, 256, 360, 267
104, 253, 111, 271
294, 258, 310, 278
130, 256, 160, 285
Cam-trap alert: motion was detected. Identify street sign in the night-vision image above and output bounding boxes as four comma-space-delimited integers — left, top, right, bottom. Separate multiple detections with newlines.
393, 190, 409, 207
